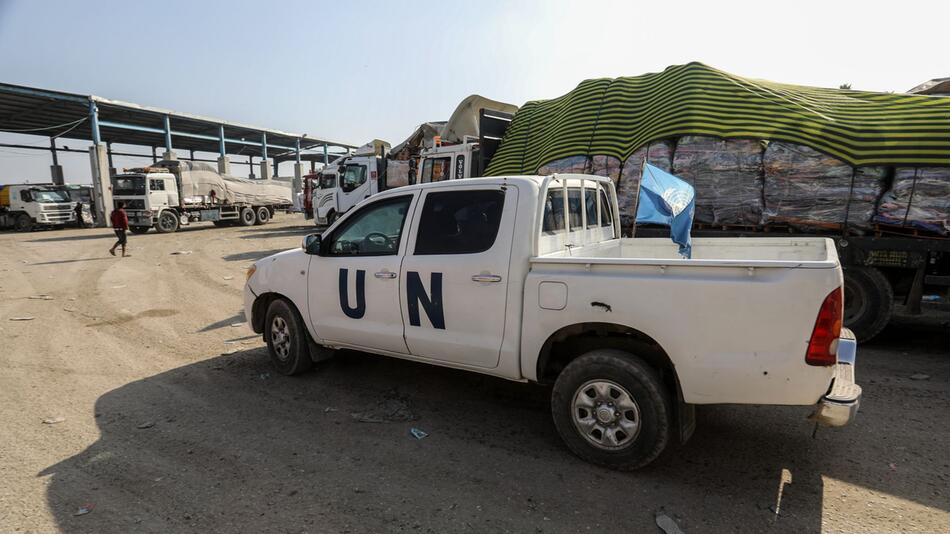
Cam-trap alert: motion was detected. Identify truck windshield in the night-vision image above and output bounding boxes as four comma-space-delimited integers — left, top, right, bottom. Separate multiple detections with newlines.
319, 174, 336, 189
113, 176, 146, 196
29, 189, 71, 203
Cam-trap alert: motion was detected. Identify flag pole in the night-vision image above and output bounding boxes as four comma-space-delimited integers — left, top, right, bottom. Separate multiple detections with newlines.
631, 157, 647, 238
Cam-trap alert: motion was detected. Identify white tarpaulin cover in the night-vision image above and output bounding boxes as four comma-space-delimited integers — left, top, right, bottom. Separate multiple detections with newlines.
153, 160, 292, 206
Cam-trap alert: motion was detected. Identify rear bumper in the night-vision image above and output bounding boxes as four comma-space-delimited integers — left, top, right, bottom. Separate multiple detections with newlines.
811, 328, 861, 427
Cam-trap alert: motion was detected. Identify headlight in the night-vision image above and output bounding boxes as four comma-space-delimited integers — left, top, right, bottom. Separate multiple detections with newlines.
245, 264, 257, 282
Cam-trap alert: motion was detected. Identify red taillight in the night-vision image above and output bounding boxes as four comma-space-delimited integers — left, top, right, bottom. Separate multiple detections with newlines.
806, 287, 843, 366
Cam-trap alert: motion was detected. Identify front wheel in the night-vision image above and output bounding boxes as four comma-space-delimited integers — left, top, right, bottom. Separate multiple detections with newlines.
155, 211, 180, 233
264, 299, 312, 376
14, 213, 33, 232
551, 349, 671, 470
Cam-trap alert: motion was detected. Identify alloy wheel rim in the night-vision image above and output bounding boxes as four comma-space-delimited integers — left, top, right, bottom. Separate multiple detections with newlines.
571, 379, 641, 450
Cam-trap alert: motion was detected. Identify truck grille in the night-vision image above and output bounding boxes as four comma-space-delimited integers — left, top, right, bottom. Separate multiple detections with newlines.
117, 199, 145, 210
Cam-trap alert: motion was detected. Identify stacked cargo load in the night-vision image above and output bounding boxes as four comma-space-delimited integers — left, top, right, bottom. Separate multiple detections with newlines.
875, 168, 950, 235
616, 142, 674, 230
671, 136, 764, 226
762, 142, 886, 229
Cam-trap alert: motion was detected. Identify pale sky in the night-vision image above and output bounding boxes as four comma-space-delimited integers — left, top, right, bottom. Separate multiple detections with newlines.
0, 0, 946, 184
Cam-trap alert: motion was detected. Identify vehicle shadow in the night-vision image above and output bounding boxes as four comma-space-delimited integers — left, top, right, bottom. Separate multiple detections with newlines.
39, 344, 947, 532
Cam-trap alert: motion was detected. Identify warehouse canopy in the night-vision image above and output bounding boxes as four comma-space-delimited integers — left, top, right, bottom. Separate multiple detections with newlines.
486, 62, 950, 175
0, 82, 356, 158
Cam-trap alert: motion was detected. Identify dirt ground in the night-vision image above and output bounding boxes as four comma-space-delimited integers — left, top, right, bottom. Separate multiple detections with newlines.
0, 217, 947, 534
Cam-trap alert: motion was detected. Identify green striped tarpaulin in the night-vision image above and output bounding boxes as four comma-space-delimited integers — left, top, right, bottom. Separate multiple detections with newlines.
484, 62, 950, 176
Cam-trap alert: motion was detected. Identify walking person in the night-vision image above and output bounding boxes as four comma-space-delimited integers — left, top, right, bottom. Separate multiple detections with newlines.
109, 202, 130, 257
74, 201, 84, 228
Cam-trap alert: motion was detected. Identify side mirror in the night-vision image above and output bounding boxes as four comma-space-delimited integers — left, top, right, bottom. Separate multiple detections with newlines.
302, 233, 322, 255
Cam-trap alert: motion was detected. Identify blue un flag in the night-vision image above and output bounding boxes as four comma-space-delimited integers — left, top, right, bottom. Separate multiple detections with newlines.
635, 163, 695, 258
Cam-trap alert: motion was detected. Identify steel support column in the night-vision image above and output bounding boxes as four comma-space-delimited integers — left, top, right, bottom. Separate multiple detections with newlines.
89, 100, 101, 145
218, 125, 226, 156
163, 114, 173, 152
49, 137, 64, 185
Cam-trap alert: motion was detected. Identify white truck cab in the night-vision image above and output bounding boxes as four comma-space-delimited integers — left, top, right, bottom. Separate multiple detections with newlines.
246, 175, 861, 470
313, 140, 391, 226
0, 184, 76, 231
419, 140, 479, 182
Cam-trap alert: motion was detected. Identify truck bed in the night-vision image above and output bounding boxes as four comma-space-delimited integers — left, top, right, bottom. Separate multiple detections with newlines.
535, 237, 837, 268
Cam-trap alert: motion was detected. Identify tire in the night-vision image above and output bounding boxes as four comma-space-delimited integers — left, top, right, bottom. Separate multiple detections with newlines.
551, 349, 671, 470
254, 206, 271, 225
843, 266, 893, 342
14, 213, 33, 232
239, 206, 257, 226
129, 226, 150, 234
155, 211, 180, 233
264, 299, 313, 376
326, 211, 337, 225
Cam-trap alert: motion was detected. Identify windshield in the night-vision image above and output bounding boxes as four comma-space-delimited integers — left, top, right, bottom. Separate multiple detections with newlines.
29, 189, 71, 203
319, 174, 336, 189
113, 176, 146, 196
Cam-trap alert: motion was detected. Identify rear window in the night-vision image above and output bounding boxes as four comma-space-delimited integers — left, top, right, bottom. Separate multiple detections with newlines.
414, 190, 505, 255
543, 186, 612, 233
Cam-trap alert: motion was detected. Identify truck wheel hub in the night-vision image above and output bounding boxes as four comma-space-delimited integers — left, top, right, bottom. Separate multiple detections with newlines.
571, 379, 641, 450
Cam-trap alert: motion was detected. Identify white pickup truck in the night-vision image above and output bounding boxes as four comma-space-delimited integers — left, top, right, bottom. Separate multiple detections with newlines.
244, 175, 861, 470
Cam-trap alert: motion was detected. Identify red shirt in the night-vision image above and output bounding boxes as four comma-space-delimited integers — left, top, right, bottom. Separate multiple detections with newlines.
111, 208, 129, 230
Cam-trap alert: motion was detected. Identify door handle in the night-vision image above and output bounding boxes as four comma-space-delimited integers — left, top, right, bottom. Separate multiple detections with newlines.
374, 271, 397, 279
471, 274, 502, 283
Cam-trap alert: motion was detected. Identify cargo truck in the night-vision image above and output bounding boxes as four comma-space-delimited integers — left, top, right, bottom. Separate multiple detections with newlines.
111, 160, 293, 234
0, 183, 76, 231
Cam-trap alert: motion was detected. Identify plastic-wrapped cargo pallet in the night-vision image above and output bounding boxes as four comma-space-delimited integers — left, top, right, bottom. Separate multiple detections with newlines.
875, 168, 950, 235
617, 141, 674, 231
672, 136, 764, 226
537, 155, 591, 175
763, 142, 885, 229
156, 161, 292, 206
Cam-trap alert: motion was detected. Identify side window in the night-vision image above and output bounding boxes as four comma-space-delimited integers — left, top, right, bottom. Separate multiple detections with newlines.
542, 189, 565, 234
568, 188, 583, 230
414, 190, 505, 255
20, 190, 32, 202
340, 165, 367, 192
599, 189, 612, 227
421, 157, 450, 183
327, 196, 411, 256
149, 179, 165, 191
584, 188, 612, 228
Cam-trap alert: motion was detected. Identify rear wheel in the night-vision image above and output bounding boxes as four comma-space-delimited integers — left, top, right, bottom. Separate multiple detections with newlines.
129, 226, 150, 234
254, 206, 271, 225
239, 206, 257, 226
264, 299, 312, 376
843, 266, 893, 342
154, 210, 180, 233
551, 349, 671, 470
14, 213, 33, 232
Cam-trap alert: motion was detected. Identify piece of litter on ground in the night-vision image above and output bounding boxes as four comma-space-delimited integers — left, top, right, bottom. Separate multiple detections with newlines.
9, 316, 35, 321
324, 407, 338, 413
909, 373, 930, 380
410, 427, 428, 440
259, 373, 270, 380
110, 285, 126, 289
221, 348, 238, 355
230, 322, 245, 327
28, 295, 54, 300
63, 307, 76, 312
889, 462, 898, 471
655, 512, 685, 534
73, 504, 95, 516
222, 276, 234, 280
136, 421, 155, 429
170, 250, 193, 255
42, 416, 66, 425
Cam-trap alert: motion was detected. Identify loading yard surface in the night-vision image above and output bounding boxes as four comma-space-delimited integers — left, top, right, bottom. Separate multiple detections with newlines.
0, 218, 947, 533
